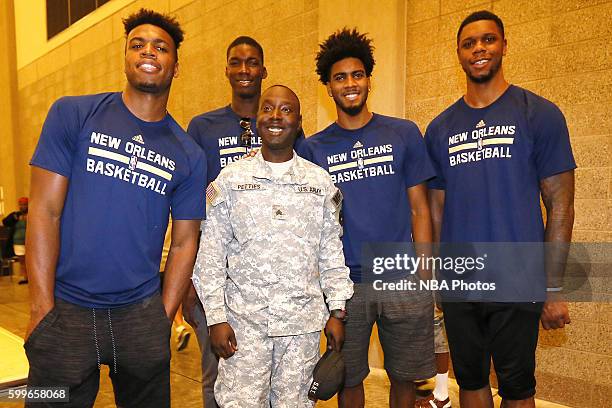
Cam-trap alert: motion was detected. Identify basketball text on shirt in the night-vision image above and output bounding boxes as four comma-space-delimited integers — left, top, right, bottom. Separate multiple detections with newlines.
325, 143, 395, 184
447, 121, 515, 167
85, 131, 175, 195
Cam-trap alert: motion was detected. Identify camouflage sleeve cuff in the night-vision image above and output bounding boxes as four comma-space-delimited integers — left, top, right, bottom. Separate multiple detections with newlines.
205, 309, 228, 327
328, 300, 346, 311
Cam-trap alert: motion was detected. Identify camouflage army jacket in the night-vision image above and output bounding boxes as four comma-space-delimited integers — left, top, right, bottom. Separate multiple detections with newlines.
193, 150, 354, 336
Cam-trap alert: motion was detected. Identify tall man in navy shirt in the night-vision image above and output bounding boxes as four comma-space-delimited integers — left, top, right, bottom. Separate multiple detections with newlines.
183, 36, 268, 408
300, 29, 436, 408
425, 11, 575, 408
25, 9, 205, 407
188, 36, 268, 184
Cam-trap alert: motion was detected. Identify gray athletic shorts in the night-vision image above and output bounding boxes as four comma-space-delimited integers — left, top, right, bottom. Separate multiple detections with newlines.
341, 283, 436, 387
25, 294, 171, 407
434, 306, 449, 354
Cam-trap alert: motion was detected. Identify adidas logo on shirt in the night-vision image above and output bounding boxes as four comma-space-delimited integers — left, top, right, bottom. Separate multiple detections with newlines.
476, 120, 486, 129
353, 141, 363, 149
132, 134, 145, 144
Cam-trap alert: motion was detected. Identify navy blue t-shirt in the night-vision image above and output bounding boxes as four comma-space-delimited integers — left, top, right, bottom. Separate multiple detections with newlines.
188, 106, 261, 184
188, 105, 305, 183
299, 114, 435, 282
425, 85, 576, 243
31, 92, 207, 307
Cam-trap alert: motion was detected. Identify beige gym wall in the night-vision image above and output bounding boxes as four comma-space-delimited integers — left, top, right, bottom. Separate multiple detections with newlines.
404, 2, 612, 407
0, 0, 19, 215
317, 0, 408, 127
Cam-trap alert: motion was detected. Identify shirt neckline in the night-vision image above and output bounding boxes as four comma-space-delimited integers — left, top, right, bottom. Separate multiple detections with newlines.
459, 84, 515, 112
332, 112, 378, 133
116, 92, 171, 127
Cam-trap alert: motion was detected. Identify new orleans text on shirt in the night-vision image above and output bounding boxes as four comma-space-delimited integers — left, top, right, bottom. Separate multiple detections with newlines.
325, 143, 395, 183
217, 134, 262, 168
85, 131, 175, 195
447, 123, 514, 167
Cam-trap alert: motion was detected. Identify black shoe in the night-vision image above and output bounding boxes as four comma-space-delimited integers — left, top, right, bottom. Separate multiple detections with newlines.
18, 279, 28, 285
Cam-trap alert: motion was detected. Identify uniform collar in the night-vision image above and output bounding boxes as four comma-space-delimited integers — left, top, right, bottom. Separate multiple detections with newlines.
252, 150, 307, 185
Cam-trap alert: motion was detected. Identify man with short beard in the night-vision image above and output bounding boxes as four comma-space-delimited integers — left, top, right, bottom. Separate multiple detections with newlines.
25, 9, 205, 407
425, 10, 575, 408
299, 29, 436, 408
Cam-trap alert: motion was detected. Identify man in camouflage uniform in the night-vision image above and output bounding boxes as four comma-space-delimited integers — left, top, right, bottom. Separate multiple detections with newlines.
193, 85, 353, 408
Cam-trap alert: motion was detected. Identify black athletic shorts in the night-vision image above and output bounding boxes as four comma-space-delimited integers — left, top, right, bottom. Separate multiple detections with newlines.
442, 302, 543, 400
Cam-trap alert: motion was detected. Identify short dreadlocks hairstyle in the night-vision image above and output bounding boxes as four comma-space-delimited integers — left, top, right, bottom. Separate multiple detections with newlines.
315, 28, 375, 84
226, 36, 264, 64
123, 9, 184, 54
457, 10, 504, 43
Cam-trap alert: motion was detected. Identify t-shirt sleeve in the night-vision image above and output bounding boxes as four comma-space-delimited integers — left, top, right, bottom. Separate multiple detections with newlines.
424, 122, 446, 190
30, 97, 80, 178
293, 128, 306, 151
186, 118, 204, 149
532, 101, 577, 180
296, 138, 314, 162
171, 147, 207, 220
402, 123, 436, 188
187, 118, 218, 186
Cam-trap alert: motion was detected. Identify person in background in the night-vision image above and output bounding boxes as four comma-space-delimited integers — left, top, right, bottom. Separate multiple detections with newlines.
2, 196, 29, 284
160, 219, 191, 351
415, 308, 451, 408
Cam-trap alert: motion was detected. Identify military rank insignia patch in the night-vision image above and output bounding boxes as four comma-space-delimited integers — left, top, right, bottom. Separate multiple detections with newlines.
206, 182, 221, 205
272, 205, 287, 220
331, 189, 343, 209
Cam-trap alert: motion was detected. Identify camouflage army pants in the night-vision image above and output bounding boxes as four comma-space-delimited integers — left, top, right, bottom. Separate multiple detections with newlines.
215, 311, 320, 407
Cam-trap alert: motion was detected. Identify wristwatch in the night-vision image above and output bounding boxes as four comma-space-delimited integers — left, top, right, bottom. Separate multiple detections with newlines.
330, 309, 348, 322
